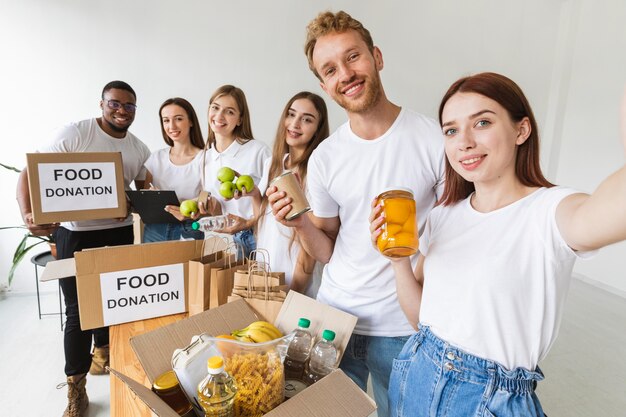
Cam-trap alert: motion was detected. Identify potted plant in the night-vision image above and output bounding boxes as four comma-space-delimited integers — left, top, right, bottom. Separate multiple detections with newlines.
1, 162, 56, 287
0, 226, 56, 286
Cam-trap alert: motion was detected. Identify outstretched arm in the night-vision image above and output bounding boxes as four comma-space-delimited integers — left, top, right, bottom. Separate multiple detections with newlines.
557, 86, 626, 251
370, 198, 423, 330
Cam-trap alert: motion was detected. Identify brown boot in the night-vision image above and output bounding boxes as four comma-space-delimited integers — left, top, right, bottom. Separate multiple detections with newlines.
89, 345, 110, 375
61, 374, 89, 417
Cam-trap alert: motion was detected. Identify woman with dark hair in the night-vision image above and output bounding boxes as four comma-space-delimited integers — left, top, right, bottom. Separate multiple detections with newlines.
370, 72, 626, 416
143, 97, 206, 242
255, 91, 329, 296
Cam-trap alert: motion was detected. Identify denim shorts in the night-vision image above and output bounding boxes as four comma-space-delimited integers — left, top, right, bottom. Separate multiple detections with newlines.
389, 326, 545, 417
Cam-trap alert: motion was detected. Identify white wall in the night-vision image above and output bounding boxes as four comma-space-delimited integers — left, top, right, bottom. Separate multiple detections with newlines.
1, 0, 624, 294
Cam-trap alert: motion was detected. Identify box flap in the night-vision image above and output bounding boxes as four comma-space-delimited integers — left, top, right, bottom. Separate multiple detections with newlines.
40, 257, 76, 281
109, 368, 181, 417
274, 291, 358, 362
265, 369, 376, 417
130, 298, 259, 382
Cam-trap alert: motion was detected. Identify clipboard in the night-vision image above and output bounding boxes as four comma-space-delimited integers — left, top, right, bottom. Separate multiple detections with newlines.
126, 190, 181, 224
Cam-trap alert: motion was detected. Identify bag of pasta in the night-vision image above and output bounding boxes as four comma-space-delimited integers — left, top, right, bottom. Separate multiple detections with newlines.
173, 334, 290, 417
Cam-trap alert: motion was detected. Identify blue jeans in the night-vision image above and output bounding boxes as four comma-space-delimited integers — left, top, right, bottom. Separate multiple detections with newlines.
339, 333, 411, 417
389, 326, 546, 417
233, 228, 256, 259
143, 220, 204, 243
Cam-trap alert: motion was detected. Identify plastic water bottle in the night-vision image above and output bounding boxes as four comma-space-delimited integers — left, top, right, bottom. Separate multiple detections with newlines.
197, 356, 237, 417
192, 215, 235, 232
303, 329, 338, 385
283, 318, 313, 399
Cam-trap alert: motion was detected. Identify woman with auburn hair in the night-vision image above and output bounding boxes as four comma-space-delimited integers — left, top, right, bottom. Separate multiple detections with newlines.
143, 97, 206, 242
370, 72, 626, 416
254, 91, 329, 296
200, 85, 270, 258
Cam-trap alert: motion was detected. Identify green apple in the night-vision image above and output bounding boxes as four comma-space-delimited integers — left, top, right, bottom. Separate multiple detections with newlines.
179, 199, 198, 217
217, 166, 236, 183
219, 181, 236, 199
236, 174, 254, 193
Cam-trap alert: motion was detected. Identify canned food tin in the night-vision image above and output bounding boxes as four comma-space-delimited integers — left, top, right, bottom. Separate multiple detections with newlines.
270, 171, 311, 220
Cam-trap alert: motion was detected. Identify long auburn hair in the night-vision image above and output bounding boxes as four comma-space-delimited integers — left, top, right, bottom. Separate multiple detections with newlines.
158, 97, 205, 149
437, 72, 554, 206
258, 92, 329, 252
206, 85, 254, 149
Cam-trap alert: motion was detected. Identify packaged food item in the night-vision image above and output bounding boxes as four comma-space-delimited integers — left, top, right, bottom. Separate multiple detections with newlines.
152, 370, 195, 416
376, 188, 418, 257
269, 171, 311, 220
174, 334, 288, 417
197, 356, 237, 417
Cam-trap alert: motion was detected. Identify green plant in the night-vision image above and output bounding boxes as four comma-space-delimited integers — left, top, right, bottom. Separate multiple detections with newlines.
2, 162, 55, 286
0, 226, 55, 286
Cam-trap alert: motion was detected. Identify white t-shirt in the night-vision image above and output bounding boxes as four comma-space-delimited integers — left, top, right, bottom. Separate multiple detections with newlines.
203, 140, 271, 220
39, 118, 151, 231
308, 108, 445, 336
144, 148, 204, 202
256, 155, 322, 299
419, 186, 594, 371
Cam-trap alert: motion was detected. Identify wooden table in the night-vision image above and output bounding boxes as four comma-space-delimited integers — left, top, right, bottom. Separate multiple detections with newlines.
110, 313, 187, 417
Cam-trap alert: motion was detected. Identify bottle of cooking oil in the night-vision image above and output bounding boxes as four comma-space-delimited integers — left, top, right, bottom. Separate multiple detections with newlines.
197, 356, 237, 417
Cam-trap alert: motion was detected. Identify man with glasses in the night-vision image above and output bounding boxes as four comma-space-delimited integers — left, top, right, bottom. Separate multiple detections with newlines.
16, 80, 150, 417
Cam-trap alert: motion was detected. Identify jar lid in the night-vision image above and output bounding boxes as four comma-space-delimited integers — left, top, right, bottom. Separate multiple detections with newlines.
377, 187, 414, 199
153, 370, 180, 391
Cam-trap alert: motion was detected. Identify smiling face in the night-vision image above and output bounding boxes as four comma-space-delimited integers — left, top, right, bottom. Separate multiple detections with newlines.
100, 88, 136, 137
161, 104, 192, 144
208, 94, 241, 139
312, 30, 383, 114
284, 98, 320, 152
441, 92, 530, 188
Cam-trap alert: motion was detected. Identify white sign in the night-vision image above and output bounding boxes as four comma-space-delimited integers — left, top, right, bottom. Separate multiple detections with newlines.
38, 162, 119, 212
100, 263, 186, 326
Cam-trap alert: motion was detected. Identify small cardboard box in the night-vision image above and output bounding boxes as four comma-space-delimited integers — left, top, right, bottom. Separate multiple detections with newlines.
27, 152, 127, 224
41, 238, 227, 330
110, 292, 377, 417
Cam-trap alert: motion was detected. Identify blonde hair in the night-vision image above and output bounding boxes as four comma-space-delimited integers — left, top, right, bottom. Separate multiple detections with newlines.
304, 10, 374, 80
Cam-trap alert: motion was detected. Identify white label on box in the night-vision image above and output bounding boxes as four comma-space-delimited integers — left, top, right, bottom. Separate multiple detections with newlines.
38, 162, 119, 212
100, 263, 185, 326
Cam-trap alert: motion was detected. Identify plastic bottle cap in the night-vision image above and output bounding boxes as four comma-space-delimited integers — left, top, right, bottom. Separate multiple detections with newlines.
208, 356, 224, 369
191, 221, 200, 230
298, 318, 311, 328
322, 329, 336, 341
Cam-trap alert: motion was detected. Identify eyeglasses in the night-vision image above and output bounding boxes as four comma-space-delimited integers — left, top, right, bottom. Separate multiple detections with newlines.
105, 99, 137, 113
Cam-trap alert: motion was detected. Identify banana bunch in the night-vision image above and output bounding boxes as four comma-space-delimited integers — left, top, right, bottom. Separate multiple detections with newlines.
231, 321, 283, 343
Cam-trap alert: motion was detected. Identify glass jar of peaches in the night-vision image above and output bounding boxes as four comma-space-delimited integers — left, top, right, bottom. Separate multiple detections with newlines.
376, 189, 418, 257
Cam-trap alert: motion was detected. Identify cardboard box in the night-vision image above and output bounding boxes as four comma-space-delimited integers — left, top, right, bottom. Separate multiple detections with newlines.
27, 152, 127, 224
110, 292, 377, 417
41, 238, 227, 330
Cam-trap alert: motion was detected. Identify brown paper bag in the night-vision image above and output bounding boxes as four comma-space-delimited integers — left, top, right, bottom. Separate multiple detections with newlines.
187, 237, 229, 316
208, 243, 249, 309
226, 256, 285, 322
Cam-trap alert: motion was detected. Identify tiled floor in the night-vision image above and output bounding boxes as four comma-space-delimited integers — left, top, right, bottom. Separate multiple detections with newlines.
1, 277, 624, 416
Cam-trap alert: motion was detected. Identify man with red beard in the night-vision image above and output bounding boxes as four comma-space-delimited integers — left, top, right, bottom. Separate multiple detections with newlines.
16, 81, 150, 417
267, 11, 445, 417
